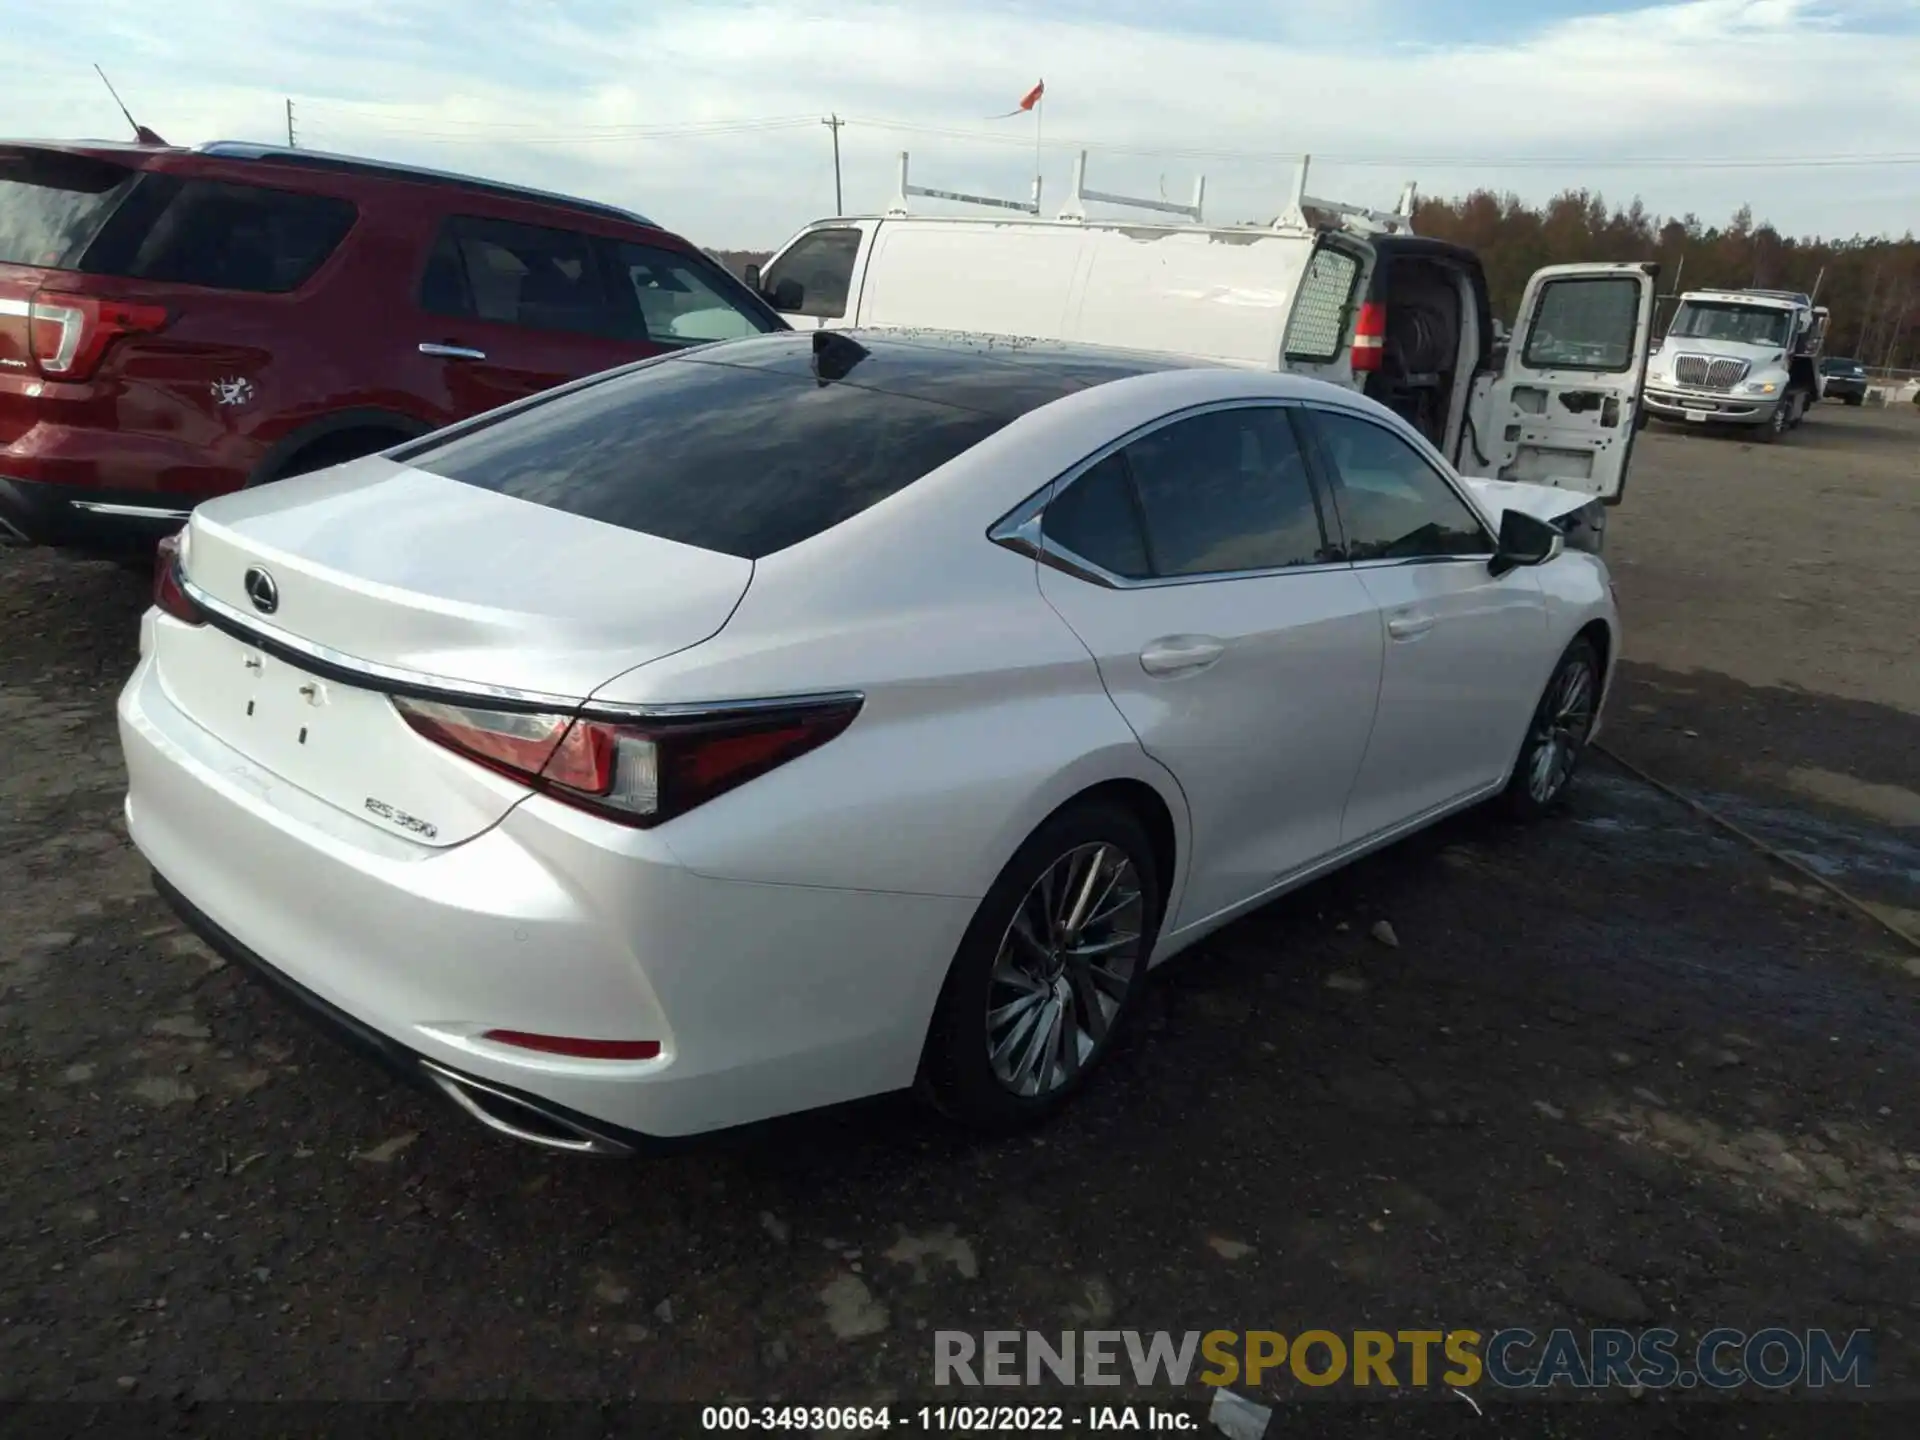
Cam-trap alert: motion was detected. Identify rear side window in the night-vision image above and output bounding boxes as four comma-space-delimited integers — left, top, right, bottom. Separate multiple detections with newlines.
761, 227, 862, 317
422, 216, 608, 336
409, 355, 1008, 559
1283, 245, 1362, 363
81, 179, 356, 293
0, 149, 138, 268
1122, 407, 1332, 576
1042, 454, 1152, 579
603, 240, 772, 344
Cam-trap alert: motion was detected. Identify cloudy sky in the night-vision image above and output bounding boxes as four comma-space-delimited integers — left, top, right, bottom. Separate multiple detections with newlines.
6, 0, 1917, 249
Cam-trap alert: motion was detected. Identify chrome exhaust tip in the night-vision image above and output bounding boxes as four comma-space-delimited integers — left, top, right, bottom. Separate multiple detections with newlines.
419, 1060, 634, 1158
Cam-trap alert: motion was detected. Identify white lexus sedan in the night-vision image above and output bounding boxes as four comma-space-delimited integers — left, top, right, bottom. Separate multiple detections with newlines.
119, 329, 1615, 1156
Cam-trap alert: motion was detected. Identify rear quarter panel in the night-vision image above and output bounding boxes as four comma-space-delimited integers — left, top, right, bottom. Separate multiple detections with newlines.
584, 385, 1205, 917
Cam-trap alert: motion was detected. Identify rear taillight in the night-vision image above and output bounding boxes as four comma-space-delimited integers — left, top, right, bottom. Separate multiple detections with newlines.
152, 532, 204, 626
1350, 301, 1386, 373
392, 693, 863, 828
28, 291, 168, 380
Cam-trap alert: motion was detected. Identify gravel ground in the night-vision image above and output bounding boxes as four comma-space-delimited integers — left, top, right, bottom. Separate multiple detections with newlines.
2, 403, 1917, 1434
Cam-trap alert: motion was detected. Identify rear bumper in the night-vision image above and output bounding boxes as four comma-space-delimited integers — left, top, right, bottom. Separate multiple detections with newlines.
1643, 388, 1776, 424
0, 475, 193, 552
151, 869, 661, 1156
117, 645, 970, 1147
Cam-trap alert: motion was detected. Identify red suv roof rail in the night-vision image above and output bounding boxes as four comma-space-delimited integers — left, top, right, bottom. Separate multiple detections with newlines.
193, 141, 656, 229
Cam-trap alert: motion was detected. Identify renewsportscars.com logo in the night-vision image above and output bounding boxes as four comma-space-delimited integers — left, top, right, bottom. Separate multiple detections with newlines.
934, 1327, 1873, 1392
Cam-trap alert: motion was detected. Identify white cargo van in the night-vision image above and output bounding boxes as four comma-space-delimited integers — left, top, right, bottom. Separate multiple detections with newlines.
752, 153, 1660, 506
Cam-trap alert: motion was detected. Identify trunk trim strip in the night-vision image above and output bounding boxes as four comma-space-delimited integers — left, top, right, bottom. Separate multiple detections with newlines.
177, 573, 860, 723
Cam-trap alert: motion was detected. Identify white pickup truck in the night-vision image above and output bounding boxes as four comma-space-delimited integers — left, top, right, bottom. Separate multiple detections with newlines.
753, 152, 1661, 515
1643, 288, 1830, 442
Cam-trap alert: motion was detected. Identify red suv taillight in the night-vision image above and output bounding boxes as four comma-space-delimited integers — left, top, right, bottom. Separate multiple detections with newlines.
391, 693, 863, 829
152, 532, 204, 626
1350, 301, 1386, 373
28, 292, 168, 380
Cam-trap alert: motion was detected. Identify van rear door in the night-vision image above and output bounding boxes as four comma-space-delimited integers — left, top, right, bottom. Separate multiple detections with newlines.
1464, 262, 1658, 503
1277, 235, 1371, 386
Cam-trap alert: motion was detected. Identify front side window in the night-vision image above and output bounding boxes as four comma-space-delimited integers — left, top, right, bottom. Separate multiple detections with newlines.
603, 240, 774, 344
760, 227, 861, 317
1307, 409, 1491, 561
422, 216, 607, 336
1522, 276, 1643, 372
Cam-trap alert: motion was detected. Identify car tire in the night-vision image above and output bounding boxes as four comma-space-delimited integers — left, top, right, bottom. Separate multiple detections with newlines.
918, 801, 1163, 1131
1499, 638, 1602, 821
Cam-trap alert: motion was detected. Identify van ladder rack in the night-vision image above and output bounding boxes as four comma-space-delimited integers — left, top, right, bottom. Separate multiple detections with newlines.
1274, 154, 1417, 237
887, 152, 1040, 217
1056, 151, 1205, 223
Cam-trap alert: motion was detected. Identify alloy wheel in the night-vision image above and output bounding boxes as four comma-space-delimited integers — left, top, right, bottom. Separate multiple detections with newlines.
985, 843, 1144, 1098
1526, 657, 1597, 805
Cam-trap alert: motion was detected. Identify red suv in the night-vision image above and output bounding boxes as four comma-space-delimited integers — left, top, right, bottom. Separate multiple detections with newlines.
0, 140, 784, 553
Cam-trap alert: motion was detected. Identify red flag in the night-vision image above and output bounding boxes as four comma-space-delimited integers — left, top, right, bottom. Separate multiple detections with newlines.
990, 81, 1044, 118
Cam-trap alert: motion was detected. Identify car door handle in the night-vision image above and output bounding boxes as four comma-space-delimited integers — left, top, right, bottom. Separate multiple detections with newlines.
419, 342, 487, 361
1140, 635, 1225, 676
1387, 611, 1437, 640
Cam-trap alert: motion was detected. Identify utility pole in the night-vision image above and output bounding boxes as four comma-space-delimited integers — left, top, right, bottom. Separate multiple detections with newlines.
822, 114, 843, 216
285, 98, 297, 148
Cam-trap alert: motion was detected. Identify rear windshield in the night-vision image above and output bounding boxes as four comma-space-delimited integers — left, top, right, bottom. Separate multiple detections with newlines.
0, 149, 137, 268
0, 150, 356, 292
408, 355, 1010, 559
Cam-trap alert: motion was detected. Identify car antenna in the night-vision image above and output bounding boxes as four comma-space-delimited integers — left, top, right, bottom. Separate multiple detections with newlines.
93, 64, 168, 146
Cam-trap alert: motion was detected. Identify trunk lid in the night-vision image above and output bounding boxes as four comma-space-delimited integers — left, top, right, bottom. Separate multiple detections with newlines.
155, 457, 753, 846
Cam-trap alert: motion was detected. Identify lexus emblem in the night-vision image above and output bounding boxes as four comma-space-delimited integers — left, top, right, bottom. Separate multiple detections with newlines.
243, 567, 279, 615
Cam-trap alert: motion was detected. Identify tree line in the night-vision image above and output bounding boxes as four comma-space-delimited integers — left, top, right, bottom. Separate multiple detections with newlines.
1413, 190, 1918, 369
714, 191, 1919, 370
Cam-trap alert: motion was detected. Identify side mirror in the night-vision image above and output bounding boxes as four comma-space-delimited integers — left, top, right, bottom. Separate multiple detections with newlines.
743, 263, 761, 291
771, 277, 805, 312
1489, 508, 1562, 577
